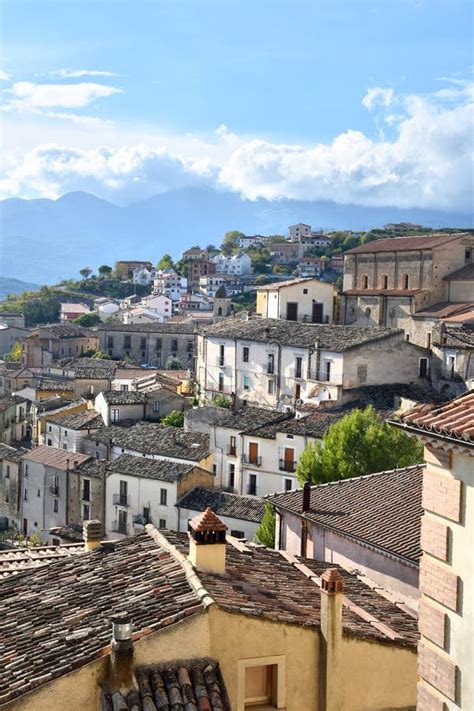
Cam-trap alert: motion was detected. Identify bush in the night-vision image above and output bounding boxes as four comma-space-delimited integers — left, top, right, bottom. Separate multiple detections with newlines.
213, 394, 232, 409
255, 503, 276, 548
161, 410, 184, 427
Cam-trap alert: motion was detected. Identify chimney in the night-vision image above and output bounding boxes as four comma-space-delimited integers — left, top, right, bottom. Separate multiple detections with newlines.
188, 507, 227, 574
302, 480, 311, 513
319, 568, 344, 711
83, 519, 104, 552
109, 612, 134, 695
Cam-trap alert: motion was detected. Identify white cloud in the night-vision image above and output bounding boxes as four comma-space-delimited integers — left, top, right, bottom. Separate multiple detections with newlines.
362, 87, 395, 110
0, 70, 11, 81
6, 81, 122, 109
52, 69, 119, 78
1, 81, 473, 213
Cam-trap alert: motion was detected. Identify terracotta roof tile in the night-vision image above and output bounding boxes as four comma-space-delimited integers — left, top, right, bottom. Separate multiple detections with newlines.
177, 487, 264, 523
0, 544, 83, 580
22, 446, 91, 469
190, 507, 227, 532
267, 465, 424, 564
395, 390, 474, 443
346, 233, 469, 254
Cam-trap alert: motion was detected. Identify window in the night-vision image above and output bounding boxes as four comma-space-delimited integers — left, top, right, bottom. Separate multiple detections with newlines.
124, 336, 131, 349
427, 333, 432, 349
143, 506, 150, 524
303, 288, 308, 294
160, 488, 168, 506
363, 275, 369, 289
230, 530, 245, 538
248, 473, 257, 496
107, 336, 114, 348
402, 274, 410, 290
156, 338, 162, 351
447, 355, 456, 379
24, 465, 29, 477
229, 435, 237, 456
48, 425, 52, 432
82, 504, 90, 520
63, 443, 68, 450
53, 499, 59, 513
159, 518, 166, 529
121, 384, 129, 392
268, 379, 275, 395
111, 408, 120, 423
218, 372, 225, 392
64, 430, 68, 437
295, 356, 302, 379
228, 463, 235, 488
219, 344, 225, 366
419, 358, 429, 378
465, 249, 471, 263
153, 401, 161, 413
5, 490, 9, 503
243, 376, 251, 390
140, 337, 147, 351
284, 479, 293, 492
295, 383, 301, 400
171, 339, 178, 353
381, 274, 388, 289
47, 438, 52, 446
82, 479, 91, 502
24, 489, 28, 501
5, 465, 10, 479
267, 353, 275, 374
37, 488, 41, 497
243, 346, 249, 363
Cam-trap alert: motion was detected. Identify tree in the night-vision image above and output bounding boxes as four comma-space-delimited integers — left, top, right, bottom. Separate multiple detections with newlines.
157, 254, 174, 270
213, 394, 232, 409
255, 503, 276, 548
79, 268, 92, 281
74, 312, 101, 327
296, 406, 423, 486
3, 341, 22, 362
221, 230, 245, 255
165, 356, 182, 370
98, 265, 113, 279
161, 410, 184, 427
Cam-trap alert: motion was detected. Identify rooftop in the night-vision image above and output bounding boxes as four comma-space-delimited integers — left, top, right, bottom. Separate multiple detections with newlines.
101, 390, 147, 405
0, 395, 27, 412
0, 543, 83, 580
267, 465, 424, 565
393, 390, 474, 445
202, 317, 401, 351
257, 277, 327, 291
245, 409, 348, 440
34, 323, 95, 339
435, 325, 474, 349
90, 421, 211, 461
413, 302, 474, 321
108, 453, 196, 483
177, 486, 265, 523
0, 443, 28, 463
96, 322, 195, 333
47, 409, 104, 430
444, 263, 474, 281
0, 525, 418, 703
22, 446, 91, 470
346, 233, 469, 255
212, 405, 291, 432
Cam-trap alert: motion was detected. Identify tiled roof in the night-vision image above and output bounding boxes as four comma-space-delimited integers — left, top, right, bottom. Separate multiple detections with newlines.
47, 409, 104, 430
101, 390, 147, 405
0, 533, 204, 706
444, 263, 474, 281
267, 465, 424, 564
0, 543, 83, 580
246, 410, 347, 440
346, 233, 468, 254
164, 530, 419, 648
413, 301, 474, 320
0, 395, 26, 412
109, 453, 195, 482
90, 422, 211, 461
202, 317, 401, 351
394, 390, 474, 444
102, 659, 230, 711
38, 379, 74, 391
22, 446, 91, 469
213, 405, 291, 432
436, 325, 474, 349
0, 443, 28, 462
96, 322, 196, 333
257, 277, 321, 290
74, 458, 109, 479
35, 323, 94, 339
177, 487, 264, 523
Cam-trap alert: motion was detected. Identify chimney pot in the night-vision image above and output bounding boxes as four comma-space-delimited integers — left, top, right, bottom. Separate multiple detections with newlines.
321, 568, 344, 595
188, 507, 227, 573
302, 481, 311, 513
111, 612, 133, 643
83, 519, 104, 552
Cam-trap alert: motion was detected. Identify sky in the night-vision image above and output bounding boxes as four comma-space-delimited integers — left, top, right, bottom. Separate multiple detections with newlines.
0, 0, 473, 212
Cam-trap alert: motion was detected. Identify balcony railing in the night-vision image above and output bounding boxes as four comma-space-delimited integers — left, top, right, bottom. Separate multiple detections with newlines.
279, 459, 297, 473
307, 369, 332, 382
242, 454, 262, 467
111, 520, 129, 535
133, 513, 151, 526
113, 493, 130, 507
49, 484, 59, 496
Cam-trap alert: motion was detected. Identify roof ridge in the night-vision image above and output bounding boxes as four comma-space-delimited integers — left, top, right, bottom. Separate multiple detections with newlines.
145, 525, 214, 609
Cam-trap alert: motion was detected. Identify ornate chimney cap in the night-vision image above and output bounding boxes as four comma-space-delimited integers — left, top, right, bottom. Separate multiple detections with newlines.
188, 507, 227, 545
321, 568, 344, 594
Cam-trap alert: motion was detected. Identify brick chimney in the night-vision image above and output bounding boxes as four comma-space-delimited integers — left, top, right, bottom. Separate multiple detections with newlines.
319, 568, 344, 711
83, 519, 104, 552
188, 507, 227, 573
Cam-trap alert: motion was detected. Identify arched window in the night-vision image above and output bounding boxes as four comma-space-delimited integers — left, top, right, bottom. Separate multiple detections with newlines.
381, 274, 388, 289
402, 274, 410, 290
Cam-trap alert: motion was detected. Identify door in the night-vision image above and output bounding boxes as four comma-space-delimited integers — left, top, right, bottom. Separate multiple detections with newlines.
312, 302, 323, 323
248, 442, 259, 465
286, 302, 298, 321
284, 447, 294, 472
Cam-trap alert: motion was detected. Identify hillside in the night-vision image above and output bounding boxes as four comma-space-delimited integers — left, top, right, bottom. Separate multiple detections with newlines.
0, 276, 40, 300
1, 187, 472, 283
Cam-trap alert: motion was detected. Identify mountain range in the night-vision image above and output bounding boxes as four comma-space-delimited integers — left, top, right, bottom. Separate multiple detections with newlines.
1, 187, 472, 284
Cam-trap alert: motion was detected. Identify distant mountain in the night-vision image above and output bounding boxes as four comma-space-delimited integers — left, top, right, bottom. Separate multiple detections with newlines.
1, 187, 472, 283
0, 276, 40, 300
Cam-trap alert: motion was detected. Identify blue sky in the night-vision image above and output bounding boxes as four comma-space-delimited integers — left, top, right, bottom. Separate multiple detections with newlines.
1, 0, 473, 210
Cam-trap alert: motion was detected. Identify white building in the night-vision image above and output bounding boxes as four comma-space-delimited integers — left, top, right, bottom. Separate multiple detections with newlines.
42, 410, 104, 452
238, 235, 264, 249
121, 307, 166, 324
153, 270, 188, 301
94, 391, 147, 426
133, 266, 156, 285
288, 223, 311, 241
104, 453, 214, 537
94, 299, 120, 322
199, 275, 243, 297
211, 252, 252, 276
197, 317, 429, 410
256, 277, 335, 324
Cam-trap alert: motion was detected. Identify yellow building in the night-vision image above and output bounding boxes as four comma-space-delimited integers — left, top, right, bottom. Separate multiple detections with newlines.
392, 391, 474, 711
256, 277, 336, 324
0, 510, 418, 711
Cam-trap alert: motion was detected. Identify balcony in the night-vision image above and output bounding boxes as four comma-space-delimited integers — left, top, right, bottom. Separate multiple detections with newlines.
242, 454, 262, 467
279, 459, 297, 473
113, 493, 130, 507
49, 484, 59, 496
111, 520, 129, 535
307, 369, 332, 383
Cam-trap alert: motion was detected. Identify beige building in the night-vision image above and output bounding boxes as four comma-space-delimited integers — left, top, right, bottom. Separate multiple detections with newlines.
392, 391, 474, 711
24, 324, 98, 368
0, 511, 418, 711
341, 232, 474, 346
256, 277, 335, 324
